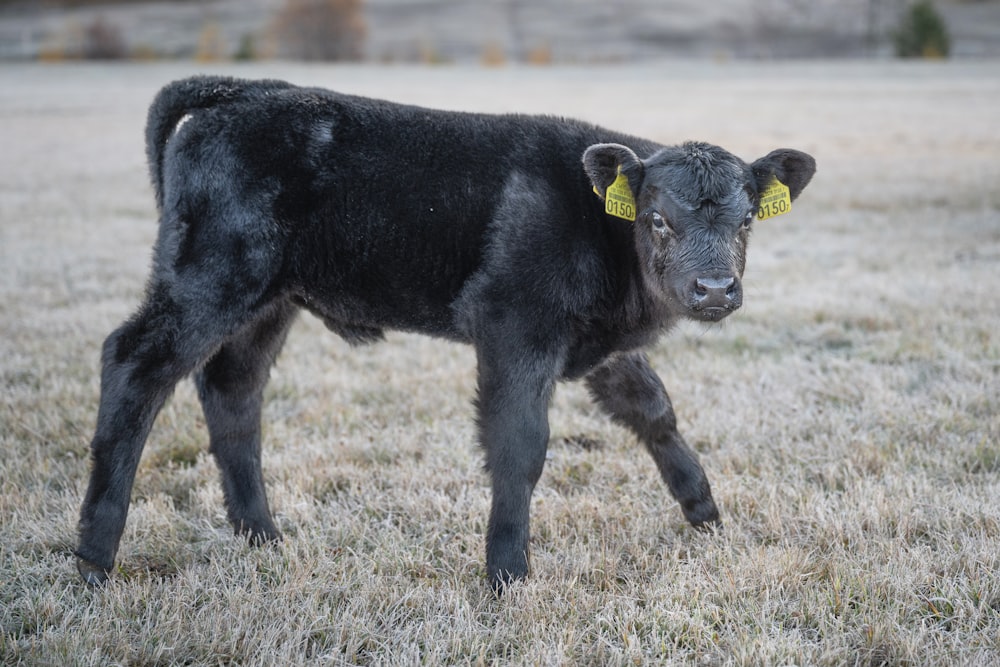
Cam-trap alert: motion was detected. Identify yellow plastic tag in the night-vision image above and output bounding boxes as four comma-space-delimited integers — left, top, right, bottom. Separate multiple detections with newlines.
756, 177, 791, 220
604, 171, 636, 221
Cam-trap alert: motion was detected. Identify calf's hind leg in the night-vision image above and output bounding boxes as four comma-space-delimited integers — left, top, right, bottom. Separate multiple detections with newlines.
585, 352, 720, 528
194, 300, 298, 545
76, 282, 278, 585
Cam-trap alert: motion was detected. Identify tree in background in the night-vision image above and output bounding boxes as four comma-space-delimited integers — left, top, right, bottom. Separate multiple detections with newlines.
82, 15, 127, 59
894, 0, 950, 58
195, 21, 227, 62
273, 0, 365, 61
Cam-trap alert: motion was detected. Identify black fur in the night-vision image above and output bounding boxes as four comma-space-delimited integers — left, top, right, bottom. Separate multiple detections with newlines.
75, 76, 816, 591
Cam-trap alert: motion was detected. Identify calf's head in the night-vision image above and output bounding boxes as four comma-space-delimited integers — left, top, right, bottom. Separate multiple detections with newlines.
584, 141, 816, 322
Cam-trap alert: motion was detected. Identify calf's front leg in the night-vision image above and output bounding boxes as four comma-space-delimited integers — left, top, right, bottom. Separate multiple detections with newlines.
586, 352, 720, 528
475, 338, 560, 591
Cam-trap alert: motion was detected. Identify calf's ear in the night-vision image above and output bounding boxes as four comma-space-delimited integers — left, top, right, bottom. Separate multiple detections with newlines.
751, 149, 816, 201
583, 143, 644, 199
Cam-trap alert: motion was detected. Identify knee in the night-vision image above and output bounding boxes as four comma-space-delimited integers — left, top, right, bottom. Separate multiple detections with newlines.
482, 413, 550, 485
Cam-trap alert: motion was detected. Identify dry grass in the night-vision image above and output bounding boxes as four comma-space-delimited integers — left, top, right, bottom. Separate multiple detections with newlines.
1, 61, 998, 665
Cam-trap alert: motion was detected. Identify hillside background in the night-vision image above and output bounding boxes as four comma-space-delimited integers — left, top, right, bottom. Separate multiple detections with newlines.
2, 0, 999, 62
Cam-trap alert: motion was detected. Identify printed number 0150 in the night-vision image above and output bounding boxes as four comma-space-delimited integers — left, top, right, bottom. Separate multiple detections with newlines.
609, 200, 634, 219
758, 199, 788, 219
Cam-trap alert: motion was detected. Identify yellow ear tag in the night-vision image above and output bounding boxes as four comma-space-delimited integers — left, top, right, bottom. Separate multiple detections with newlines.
756, 177, 791, 220
604, 171, 637, 221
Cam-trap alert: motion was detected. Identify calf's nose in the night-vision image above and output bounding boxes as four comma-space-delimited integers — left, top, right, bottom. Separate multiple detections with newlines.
693, 275, 741, 310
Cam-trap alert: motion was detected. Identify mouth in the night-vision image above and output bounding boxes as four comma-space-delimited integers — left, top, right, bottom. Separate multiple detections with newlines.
687, 305, 737, 323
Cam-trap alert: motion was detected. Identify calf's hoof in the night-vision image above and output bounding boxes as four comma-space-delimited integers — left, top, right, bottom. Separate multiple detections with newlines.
488, 567, 526, 597
486, 549, 529, 596
682, 496, 721, 529
76, 555, 111, 587
486, 524, 530, 595
234, 520, 281, 547
693, 517, 724, 534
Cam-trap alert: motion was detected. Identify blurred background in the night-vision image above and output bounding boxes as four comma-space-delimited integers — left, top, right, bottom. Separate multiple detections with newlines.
0, 0, 996, 64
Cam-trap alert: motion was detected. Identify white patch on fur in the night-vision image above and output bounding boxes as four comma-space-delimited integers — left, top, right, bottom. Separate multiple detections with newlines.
171, 113, 193, 139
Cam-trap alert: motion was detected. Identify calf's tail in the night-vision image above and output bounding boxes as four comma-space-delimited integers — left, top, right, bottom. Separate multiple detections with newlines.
145, 76, 293, 211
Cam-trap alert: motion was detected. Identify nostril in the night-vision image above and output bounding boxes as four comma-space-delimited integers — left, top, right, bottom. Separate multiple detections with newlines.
726, 277, 740, 298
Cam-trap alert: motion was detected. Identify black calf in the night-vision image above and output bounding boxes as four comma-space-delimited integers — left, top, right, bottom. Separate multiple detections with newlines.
76, 76, 815, 590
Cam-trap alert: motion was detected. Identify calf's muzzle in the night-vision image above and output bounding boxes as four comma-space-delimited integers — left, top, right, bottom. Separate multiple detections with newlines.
690, 274, 742, 321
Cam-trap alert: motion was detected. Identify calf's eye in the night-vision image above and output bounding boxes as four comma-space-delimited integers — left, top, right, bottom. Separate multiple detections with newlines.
650, 211, 668, 233
742, 211, 754, 229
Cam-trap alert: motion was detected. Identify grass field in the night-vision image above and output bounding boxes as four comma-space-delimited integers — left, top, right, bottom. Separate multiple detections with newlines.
1, 61, 999, 665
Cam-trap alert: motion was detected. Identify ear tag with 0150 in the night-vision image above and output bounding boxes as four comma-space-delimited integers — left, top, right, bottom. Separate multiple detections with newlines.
604, 170, 636, 221
756, 177, 791, 220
